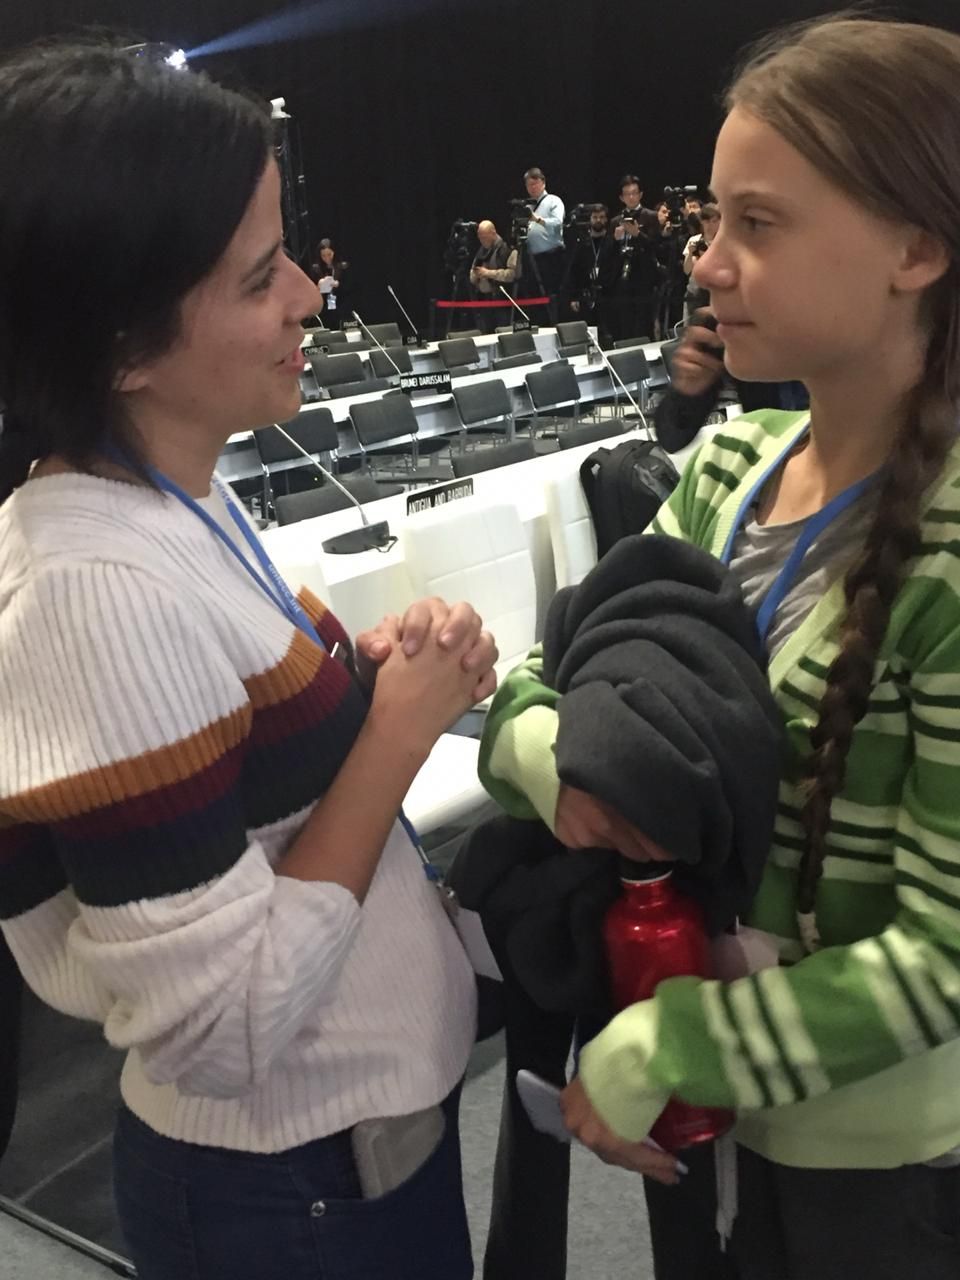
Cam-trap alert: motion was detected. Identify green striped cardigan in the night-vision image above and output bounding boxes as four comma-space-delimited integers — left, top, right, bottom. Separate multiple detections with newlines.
479, 409, 960, 1169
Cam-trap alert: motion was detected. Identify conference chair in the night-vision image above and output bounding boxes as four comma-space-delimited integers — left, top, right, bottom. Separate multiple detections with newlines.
492, 352, 542, 372
308, 350, 366, 392
305, 328, 349, 348
274, 475, 403, 526
439, 337, 482, 378
446, 327, 483, 339
368, 345, 414, 379
253, 410, 341, 514
349, 394, 450, 478
555, 319, 590, 359
401, 499, 537, 690
524, 360, 581, 436
327, 376, 392, 399
364, 322, 403, 346
450, 439, 536, 478
613, 336, 653, 349
451, 378, 515, 450
606, 347, 652, 416
558, 419, 630, 451
497, 330, 537, 359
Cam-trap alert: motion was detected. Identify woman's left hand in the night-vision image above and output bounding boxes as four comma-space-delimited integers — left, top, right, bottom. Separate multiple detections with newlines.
355, 598, 497, 701
560, 1078, 682, 1185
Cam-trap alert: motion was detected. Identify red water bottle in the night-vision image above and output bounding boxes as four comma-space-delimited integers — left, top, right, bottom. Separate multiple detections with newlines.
603, 858, 733, 1151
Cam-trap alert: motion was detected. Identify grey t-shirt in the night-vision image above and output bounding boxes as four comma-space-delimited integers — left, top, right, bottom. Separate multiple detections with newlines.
728, 489, 880, 657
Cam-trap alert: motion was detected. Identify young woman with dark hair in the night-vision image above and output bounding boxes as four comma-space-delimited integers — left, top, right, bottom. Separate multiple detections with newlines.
482, 15, 960, 1279
0, 42, 495, 1280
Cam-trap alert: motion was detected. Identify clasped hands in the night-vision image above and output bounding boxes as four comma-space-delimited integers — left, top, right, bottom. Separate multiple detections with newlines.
355, 596, 497, 704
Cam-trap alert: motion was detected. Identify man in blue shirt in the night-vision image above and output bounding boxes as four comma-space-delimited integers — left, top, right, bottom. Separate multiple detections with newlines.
518, 167, 565, 321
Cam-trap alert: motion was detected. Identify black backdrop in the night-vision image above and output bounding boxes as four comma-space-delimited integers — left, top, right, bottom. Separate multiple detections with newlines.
2, 0, 959, 328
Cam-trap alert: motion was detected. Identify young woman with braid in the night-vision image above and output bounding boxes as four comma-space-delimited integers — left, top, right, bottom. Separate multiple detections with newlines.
480, 16, 960, 1279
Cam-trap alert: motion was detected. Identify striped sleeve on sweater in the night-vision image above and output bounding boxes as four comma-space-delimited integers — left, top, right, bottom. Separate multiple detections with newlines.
480, 412, 960, 1145
0, 562, 366, 1099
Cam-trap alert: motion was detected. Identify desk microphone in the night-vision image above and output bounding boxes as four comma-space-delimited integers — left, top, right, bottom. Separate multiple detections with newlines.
269, 422, 397, 555
584, 331, 650, 434
386, 284, 427, 347
497, 286, 536, 329
351, 310, 404, 376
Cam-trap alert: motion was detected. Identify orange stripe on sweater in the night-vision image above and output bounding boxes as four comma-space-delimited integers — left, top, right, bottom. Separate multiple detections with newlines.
0, 705, 252, 825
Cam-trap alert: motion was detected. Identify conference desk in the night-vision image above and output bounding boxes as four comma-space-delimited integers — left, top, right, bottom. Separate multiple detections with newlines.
218, 339, 663, 487
262, 418, 719, 643
336, 324, 582, 372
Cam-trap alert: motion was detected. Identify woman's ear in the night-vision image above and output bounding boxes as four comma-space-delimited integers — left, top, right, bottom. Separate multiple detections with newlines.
891, 227, 951, 296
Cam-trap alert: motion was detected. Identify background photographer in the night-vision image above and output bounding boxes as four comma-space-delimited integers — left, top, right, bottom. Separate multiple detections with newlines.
682, 202, 720, 315
654, 185, 702, 335
313, 238, 353, 328
470, 220, 518, 332
566, 204, 619, 337
654, 308, 808, 453
608, 174, 660, 342
513, 166, 565, 321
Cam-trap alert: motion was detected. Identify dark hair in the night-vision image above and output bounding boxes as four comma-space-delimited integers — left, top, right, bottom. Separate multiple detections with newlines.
591, 203, 609, 215
728, 15, 960, 947
0, 41, 272, 501
619, 174, 642, 194
524, 167, 545, 182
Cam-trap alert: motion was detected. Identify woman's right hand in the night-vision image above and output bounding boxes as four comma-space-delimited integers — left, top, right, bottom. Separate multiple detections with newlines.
369, 620, 497, 757
554, 785, 672, 862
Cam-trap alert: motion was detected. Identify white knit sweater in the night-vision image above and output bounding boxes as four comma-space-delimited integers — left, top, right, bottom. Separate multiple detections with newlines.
0, 473, 476, 1152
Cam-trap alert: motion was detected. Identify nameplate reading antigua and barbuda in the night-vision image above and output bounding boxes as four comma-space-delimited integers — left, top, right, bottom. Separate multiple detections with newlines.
399, 371, 453, 395
406, 478, 474, 515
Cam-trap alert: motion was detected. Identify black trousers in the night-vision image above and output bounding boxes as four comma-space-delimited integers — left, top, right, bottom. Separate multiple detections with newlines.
732, 1145, 960, 1280
524, 248, 566, 323
483, 942, 732, 1280
605, 291, 656, 345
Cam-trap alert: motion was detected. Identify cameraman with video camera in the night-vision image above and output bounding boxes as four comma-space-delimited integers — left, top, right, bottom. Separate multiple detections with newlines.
470, 220, 518, 333
607, 174, 660, 342
511, 167, 565, 321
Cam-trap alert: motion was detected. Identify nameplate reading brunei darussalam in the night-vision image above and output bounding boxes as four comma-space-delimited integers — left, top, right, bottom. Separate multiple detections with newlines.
399, 371, 454, 395
406, 478, 474, 515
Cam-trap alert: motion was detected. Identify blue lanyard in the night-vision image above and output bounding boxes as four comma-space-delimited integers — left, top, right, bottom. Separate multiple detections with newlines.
107, 449, 326, 651
107, 451, 441, 880
720, 427, 878, 644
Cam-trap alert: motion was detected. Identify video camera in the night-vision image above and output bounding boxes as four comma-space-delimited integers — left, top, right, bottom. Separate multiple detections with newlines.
662, 185, 700, 231
564, 202, 599, 244
509, 197, 535, 246
444, 218, 479, 273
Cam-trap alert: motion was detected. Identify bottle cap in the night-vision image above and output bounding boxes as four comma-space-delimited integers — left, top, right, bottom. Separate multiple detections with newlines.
618, 856, 674, 882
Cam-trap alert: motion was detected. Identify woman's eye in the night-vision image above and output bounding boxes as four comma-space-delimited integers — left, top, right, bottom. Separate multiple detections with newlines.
251, 266, 278, 294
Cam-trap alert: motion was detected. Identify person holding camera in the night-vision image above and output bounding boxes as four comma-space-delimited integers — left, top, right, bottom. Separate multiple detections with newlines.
607, 175, 660, 342
313, 238, 352, 329
516, 167, 565, 320
655, 307, 807, 454
470, 220, 518, 332
683, 202, 721, 315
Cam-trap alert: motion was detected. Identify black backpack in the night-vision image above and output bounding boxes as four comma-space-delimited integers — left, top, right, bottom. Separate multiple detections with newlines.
579, 438, 680, 559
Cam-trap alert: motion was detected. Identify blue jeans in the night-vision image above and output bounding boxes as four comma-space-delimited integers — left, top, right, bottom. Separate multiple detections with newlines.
113, 1090, 472, 1280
